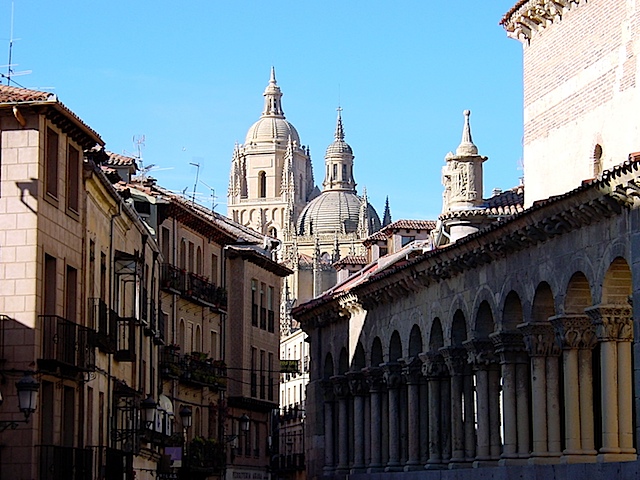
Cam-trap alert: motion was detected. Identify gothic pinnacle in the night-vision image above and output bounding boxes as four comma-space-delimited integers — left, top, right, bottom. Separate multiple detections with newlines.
456, 109, 479, 156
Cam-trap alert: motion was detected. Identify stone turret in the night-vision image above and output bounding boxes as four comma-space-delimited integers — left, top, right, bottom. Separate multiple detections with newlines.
440, 110, 491, 242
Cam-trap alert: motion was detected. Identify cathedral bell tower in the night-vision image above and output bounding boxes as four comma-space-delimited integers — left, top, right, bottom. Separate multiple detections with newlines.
227, 68, 315, 239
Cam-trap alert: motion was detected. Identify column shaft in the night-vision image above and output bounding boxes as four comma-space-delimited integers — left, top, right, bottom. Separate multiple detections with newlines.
475, 368, 490, 460
531, 356, 548, 457
323, 401, 335, 473
501, 362, 517, 458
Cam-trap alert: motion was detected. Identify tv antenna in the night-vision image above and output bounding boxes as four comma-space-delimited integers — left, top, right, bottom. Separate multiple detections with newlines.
190, 162, 200, 203
1, 2, 32, 87
199, 180, 218, 212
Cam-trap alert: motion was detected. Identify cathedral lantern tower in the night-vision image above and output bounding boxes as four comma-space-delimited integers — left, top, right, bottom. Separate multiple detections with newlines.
440, 110, 491, 242
227, 67, 315, 239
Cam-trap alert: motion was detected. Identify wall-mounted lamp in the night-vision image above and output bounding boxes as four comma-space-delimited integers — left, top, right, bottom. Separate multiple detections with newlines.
0, 373, 39, 432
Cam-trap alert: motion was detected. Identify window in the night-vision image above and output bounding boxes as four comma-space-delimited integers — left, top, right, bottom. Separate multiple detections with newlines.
258, 171, 266, 198
260, 283, 266, 329
332, 163, 337, 180
188, 242, 195, 273
65, 265, 77, 322
45, 127, 59, 198
251, 347, 257, 397
401, 236, 415, 247
267, 286, 275, 332
268, 352, 274, 401
260, 350, 266, 399
161, 227, 170, 262
179, 240, 186, 270
196, 246, 202, 275
342, 164, 346, 181
44, 254, 57, 315
211, 253, 218, 285
251, 280, 258, 326
210, 330, 219, 359
66, 145, 80, 212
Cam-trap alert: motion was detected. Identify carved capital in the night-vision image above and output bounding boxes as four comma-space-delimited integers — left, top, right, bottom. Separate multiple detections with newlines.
381, 362, 403, 389
346, 371, 368, 397
518, 322, 561, 357
440, 346, 469, 376
489, 330, 528, 363
330, 375, 350, 398
549, 314, 596, 350
586, 304, 633, 342
463, 338, 497, 367
363, 367, 385, 393
419, 352, 447, 379
321, 379, 335, 402
400, 356, 423, 384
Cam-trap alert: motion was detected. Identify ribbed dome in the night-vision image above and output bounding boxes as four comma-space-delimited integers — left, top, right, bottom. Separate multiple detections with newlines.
245, 117, 301, 146
297, 191, 361, 235
325, 139, 352, 156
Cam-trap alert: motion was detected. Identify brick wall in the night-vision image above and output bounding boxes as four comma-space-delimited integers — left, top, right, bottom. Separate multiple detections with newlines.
517, 0, 640, 205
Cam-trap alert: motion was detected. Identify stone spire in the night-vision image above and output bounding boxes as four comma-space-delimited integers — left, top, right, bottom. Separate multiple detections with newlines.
322, 107, 356, 192
456, 110, 478, 156
262, 66, 285, 118
357, 187, 372, 239
382, 196, 392, 227
332, 231, 341, 263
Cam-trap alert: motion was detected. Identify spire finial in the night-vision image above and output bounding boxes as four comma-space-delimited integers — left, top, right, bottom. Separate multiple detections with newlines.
456, 109, 478, 156
335, 106, 345, 141
382, 196, 392, 227
262, 67, 284, 117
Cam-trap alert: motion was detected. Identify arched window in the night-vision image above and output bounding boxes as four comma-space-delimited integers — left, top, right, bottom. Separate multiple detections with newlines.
593, 144, 603, 177
258, 171, 267, 198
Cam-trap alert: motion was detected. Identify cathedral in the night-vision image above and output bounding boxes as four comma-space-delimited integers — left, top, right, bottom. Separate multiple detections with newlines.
227, 67, 384, 310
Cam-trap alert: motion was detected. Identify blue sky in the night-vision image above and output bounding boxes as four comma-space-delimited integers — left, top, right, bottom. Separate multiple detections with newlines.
1, 1, 523, 221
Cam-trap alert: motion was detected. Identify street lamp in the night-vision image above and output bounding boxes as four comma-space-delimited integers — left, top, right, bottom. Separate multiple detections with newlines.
140, 395, 157, 430
0, 373, 39, 432
179, 405, 193, 429
239, 413, 250, 434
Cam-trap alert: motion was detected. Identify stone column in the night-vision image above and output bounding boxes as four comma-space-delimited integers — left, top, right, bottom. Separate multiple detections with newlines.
420, 352, 447, 469
519, 322, 562, 465
346, 371, 368, 473
322, 381, 335, 475
488, 363, 502, 460
419, 377, 430, 464
364, 367, 385, 473
400, 357, 423, 471
550, 314, 597, 463
586, 304, 636, 462
382, 362, 403, 472
331, 375, 350, 473
490, 331, 529, 464
442, 346, 470, 469
465, 339, 498, 467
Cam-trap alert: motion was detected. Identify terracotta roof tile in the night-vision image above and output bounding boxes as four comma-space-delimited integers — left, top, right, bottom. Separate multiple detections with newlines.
364, 219, 437, 245
482, 185, 524, 211
334, 255, 367, 267
106, 151, 138, 168
0, 85, 54, 102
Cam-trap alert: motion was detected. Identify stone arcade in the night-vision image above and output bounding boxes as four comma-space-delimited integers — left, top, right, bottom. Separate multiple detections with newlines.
294, 0, 640, 478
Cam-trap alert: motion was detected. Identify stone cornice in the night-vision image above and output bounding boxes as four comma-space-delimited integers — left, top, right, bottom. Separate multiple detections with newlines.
501, 0, 585, 43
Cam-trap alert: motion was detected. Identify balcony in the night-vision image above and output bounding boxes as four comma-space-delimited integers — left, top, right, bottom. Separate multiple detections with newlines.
160, 264, 227, 311
39, 315, 95, 375
160, 349, 227, 390
112, 311, 137, 362
88, 298, 116, 354
38, 445, 93, 480
186, 437, 225, 474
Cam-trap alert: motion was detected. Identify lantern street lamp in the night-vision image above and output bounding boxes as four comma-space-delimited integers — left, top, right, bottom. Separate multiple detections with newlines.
140, 395, 157, 430
179, 405, 193, 430
239, 413, 250, 434
0, 373, 40, 432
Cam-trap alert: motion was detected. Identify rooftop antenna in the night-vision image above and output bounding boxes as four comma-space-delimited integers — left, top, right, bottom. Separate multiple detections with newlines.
190, 162, 200, 203
199, 180, 218, 212
1, 2, 31, 87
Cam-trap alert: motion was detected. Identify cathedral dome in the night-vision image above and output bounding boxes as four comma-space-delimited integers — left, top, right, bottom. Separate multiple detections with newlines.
325, 138, 352, 156
245, 117, 301, 146
297, 190, 381, 235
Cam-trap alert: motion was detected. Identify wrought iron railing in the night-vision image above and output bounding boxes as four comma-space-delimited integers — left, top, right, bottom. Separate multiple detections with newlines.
39, 315, 95, 373
160, 263, 227, 310
38, 445, 93, 480
160, 349, 226, 389
112, 311, 136, 362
